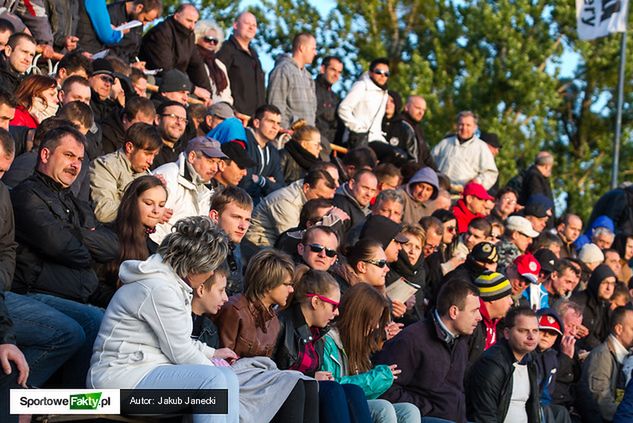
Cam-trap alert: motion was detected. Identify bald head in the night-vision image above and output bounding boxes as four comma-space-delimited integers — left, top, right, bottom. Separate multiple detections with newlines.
405, 95, 427, 122
234, 12, 257, 42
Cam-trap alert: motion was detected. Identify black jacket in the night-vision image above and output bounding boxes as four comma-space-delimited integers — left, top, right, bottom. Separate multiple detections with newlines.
315, 74, 339, 144
0, 182, 16, 292
238, 129, 285, 205
332, 184, 368, 231
519, 164, 554, 206
0, 57, 23, 93
91, 91, 119, 126
216, 35, 266, 116
588, 186, 633, 235
273, 303, 328, 377
386, 249, 427, 324
108, 1, 143, 63
139, 16, 211, 92
386, 113, 436, 169
11, 172, 118, 303
466, 339, 541, 423
279, 140, 320, 184
100, 111, 126, 155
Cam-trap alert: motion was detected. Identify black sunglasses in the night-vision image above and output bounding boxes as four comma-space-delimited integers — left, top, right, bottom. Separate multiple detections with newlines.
363, 258, 388, 268
372, 69, 390, 77
204, 36, 219, 44
308, 243, 337, 258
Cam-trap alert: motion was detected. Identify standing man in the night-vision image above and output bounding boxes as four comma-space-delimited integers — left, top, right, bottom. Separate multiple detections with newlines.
387, 95, 436, 169
431, 111, 498, 191
315, 56, 343, 147
267, 32, 317, 128
466, 306, 541, 423
519, 151, 555, 206
216, 12, 266, 122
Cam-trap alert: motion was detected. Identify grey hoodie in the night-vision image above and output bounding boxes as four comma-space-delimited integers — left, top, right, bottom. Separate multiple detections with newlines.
267, 54, 317, 128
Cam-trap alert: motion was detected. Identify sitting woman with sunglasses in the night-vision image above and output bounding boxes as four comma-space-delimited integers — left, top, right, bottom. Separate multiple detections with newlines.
321, 283, 421, 423
332, 239, 390, 294
273, 267, 372, 423
215, 249, 318, 423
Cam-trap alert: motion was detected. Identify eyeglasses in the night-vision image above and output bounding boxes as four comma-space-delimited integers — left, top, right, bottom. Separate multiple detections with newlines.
307, 243, 337, 258
160, 113, 188, 124
204, 36, 219, 45
372, 69, 390, 77
306, 293, 339, 311
362, 258, 387, 268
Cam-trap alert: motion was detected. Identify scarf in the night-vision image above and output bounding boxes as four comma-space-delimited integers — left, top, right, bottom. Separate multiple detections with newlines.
30, 96, 59, 123
284, 139, 321, 170
196, 45, 229, 93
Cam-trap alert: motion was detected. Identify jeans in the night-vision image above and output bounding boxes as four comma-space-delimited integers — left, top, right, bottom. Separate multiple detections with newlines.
319, 381, 372, 423
136, 364, 240, 423
26, 292, 103, 387
4, 292, 85, 387
368, 399, 421, 423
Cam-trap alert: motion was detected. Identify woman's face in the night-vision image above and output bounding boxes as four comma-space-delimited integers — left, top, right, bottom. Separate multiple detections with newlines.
402, 233, 422, 265
39, 86, 59, 107
138, 185, 167, 228
199, 274, 229, 315
300, 131, 322, 158
625, 238, 633, 261
310, 287, 341, 328
358, 247, 389, 287
385, 95, 395, 118
442, 219, 457, 244
265, 276, 294, 307
198, 28, 221, 52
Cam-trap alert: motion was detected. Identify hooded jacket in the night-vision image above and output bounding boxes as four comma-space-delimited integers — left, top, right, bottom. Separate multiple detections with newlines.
572, 264, 616, 352
337, 72, 388, 143
587, 185, 633, 237
453, 198, 484, 234
386, 112, 437, 169
399, 166, 439, 225
332, 182, 370, 231
267, 54, 317, 128
87, 254, 217, 389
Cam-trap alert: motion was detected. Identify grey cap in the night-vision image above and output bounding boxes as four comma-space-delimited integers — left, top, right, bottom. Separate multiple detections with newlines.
186, 136, 228, 159
209, 102, 234, 119
159, 69, 193, 93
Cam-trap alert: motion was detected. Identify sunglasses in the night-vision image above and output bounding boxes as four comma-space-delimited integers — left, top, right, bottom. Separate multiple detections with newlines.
306, 293, 339, 311
372, 69, 390, 77
363, 258, 388, 268
98, 75, 114, 84
308, 243, 337, 258
445, 225, 456, 233
204, 36, 219, 45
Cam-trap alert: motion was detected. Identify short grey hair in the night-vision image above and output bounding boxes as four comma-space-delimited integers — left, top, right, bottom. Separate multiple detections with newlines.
373, 189, 404, 210
592, 227, 615, 241
158, 216, 229, 278
535, 151, 554, 166
456, 110, 478, 124
194, 20, 225, 46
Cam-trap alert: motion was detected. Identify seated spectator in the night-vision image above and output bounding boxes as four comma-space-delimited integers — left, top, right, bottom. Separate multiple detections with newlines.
209, 186, 253, 297
522, 196, 553, 233
331, 239, 390, 294
419, 216, 445, 303
359, 214, 408, 264
59, 75, 92, 106
90, 123, 161, 223
274, 268, 373, 423
578, 243, 605, 271
208, 116, 247, 143
339, 146, 377, 182
152, 101, 189, 169
199, 101, 234, 135
468, 271, 514, 365
466, 306, 541, 423
11, 75, 58, 128
613, 233, 633, 283
344, 189, 404, 249
572, 264, 617, 352
497, 215, 540, 273
542, 259, 581, 308
11, 126, 116, 386
578, 306, 633, 422
593, 227, 616, 250
530, 231, 564, 258
333, 169, 378, 230
321, 283, 421, 422
240, 104, 285, 203
0, 91, 16, 140
398, 166, 439, 225
194, 20, 232, 104
431, 209, 461, 272
610, 282, 630, 310
374, 163, 403, 193
443, 241, 499, 287
0, 33, 36, 92
557, 214, 583, 258
604, 248, 623, 279
280, 121, 323, 183
297, 226, 339, 271
89, 59, 120, 125
101, 96, 156, 154
374, 279, 482, 422
87, 216, 239, 419
491, 186, 519, 222
129, 68, 148, 97
244, 169, 336, 254
151, 136, 227, 244
453, 182, 493, 233
216, 249, 319, 422
55, 51, 92, 85
213, 141, 256, 189
507, 254, 539, 308
460, 217, 493, 255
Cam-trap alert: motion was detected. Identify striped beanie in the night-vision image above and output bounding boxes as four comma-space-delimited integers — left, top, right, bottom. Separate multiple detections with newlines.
474, 271, 512, 301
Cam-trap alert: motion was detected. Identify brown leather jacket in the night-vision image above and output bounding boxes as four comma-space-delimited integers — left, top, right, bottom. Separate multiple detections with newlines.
215, 294, 281, 358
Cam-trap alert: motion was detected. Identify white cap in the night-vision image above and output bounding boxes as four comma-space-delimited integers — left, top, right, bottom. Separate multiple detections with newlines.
506, 216, 539, 238
579, 243, 604, 264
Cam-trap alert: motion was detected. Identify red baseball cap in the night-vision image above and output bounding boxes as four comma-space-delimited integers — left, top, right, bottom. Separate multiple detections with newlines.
463, 182, 494, 201
514, 253, 541, 284
538, 315, 562, 336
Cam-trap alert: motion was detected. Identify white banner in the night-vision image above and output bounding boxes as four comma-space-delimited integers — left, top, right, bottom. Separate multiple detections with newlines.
10, 389, 120, 415
576, 0, 630, 40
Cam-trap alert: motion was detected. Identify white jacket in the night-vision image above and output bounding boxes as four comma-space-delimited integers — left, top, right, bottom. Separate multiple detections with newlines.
337, 72, 388, 143
150, 153, 213, 244
87, 254, 216, 389
431, 134, 498, 189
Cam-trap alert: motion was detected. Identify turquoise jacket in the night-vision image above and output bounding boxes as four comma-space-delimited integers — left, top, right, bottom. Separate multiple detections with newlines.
321, 328, 393, 399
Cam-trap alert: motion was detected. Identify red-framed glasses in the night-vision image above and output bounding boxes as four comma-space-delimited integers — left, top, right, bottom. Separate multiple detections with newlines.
306, 293, 339, 311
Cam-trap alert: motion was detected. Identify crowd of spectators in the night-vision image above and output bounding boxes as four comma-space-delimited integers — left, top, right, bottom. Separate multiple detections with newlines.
2, 2, 633, 423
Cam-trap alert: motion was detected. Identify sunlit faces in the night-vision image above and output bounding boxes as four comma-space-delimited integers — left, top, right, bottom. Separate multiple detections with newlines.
614, 309, 633, 349
538, 329, 559, 351
357, 247, 389, 288
321, 59, 343, 86
349, 172, 378, 208
549, 268, 577, 298
300, 36, 317, 66
402, 232, 422, 265
126, 143, 160, 173
504, 315, 539, 357
496, 191, 518, 217
512, 231, 533, 253
597, 276, 616, 301
6, 39, 36, 74
309, 287, 341, 328
60, 82, 91, 105
195, 273, 229, 315
38, 134, 84, 188
157, 105, 187, 142
450, 293, 482, 336
486, 295, 513, 320
442, 219, 457, 244
373, 198, 403, 224
137, 185, 167, 228
234, 12, 258, 42
465, 227, 487, 251
304, 179, 336, 200
410, 182, 434, 203
604, 250, 622, 276
457, 114, 477, 140
378, 175, 401, 192
300, 131, 322, 158
188, 151, 222, 183
253, 111, 281, 143
406, 97, 427, 123
559, 216, 582, 243
0, 103, 15, 131
423, 230, 442, 258
219, 160, 247, 187
162, 90, 189, 106
39, 87, 59, 108
90, 74, 113, 101
174, 5, 199, 31
213, 202, 252, 244
298, 229, 338, 271
465, 195, 487, 215
264, 277, 294, 307
370, 63, 390, 87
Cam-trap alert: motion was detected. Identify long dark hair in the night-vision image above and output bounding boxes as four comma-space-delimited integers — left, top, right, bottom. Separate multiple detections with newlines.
116, 175, 167, 265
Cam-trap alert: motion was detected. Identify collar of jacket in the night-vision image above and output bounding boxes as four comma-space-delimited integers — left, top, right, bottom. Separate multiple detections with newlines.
34, 170, 69, 193
170, 16, 193, 37
433, 308, 458, 345
228, 35, 258, 57
176, 153, 206, 190
289, 303, 329, 344
339, 182, 367, 213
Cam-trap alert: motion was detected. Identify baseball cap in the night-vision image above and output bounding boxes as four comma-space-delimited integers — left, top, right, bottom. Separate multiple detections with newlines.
221, 141, 256, 169
533, 249, 558, 274
463, 182, 494, 201
470, 242, 499, 264
506, 215, 540, 238
360, 215, 409, 250
186, 136, 227, 159
514, 253, 541, 283
538, 314, 562, 336
480, 132, 500, 149
210, 102, 234, 119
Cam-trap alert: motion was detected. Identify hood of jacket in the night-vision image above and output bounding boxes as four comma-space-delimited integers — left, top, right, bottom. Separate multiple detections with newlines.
358, 71, 388, 92
587, 263, 616, 300
590, 215, 615, 233
406, 166, 439, 201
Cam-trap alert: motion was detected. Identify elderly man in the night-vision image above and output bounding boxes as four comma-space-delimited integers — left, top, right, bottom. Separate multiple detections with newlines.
519, 151, 555, 206
431, 111, 498, 190
267, 32, 317, 128
387, 95, 436, 168
139, 4, 212, 102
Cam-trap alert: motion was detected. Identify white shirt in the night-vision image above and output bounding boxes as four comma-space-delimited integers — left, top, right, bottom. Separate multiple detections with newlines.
431, 134, 498, 189
503, 362, 530, 423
